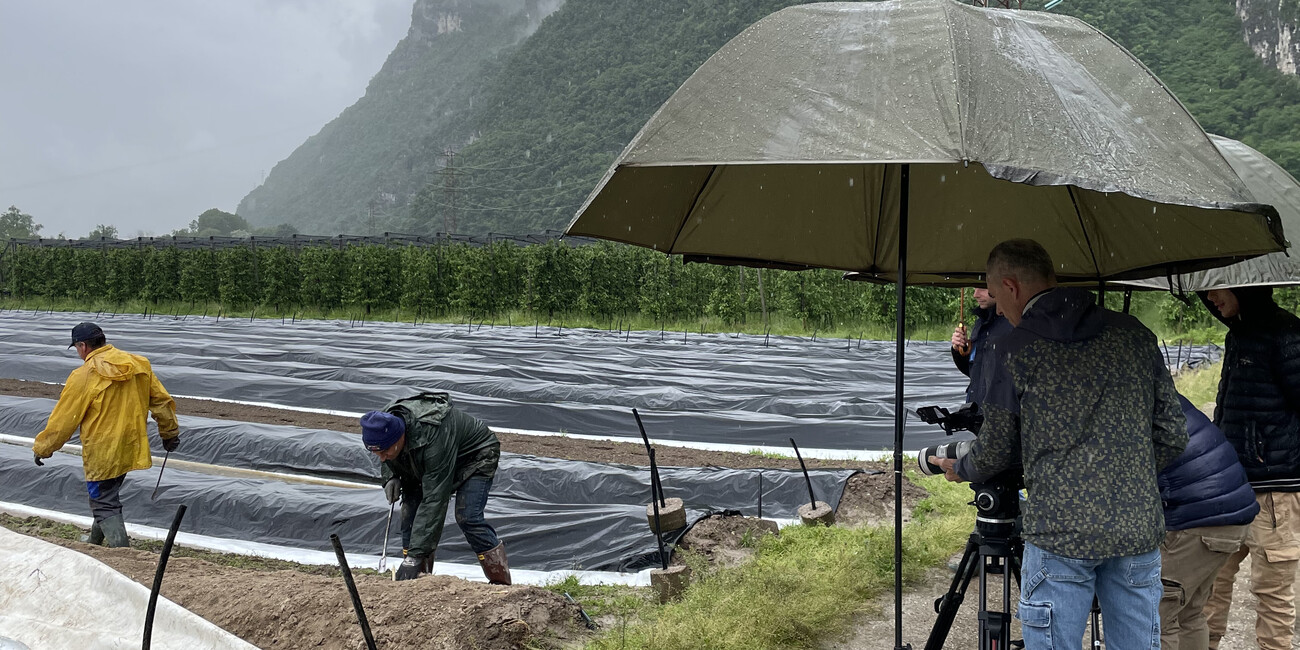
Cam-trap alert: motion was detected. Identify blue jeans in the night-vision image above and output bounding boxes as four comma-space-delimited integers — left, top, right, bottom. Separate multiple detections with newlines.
400, 475, 500, 554
1018, 542, 1162, 650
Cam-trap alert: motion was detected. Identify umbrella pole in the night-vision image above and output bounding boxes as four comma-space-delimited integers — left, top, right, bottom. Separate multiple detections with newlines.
894, 163, 911, 650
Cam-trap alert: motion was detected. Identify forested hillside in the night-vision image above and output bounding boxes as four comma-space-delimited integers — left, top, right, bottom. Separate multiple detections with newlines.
243, 0, 1300, 236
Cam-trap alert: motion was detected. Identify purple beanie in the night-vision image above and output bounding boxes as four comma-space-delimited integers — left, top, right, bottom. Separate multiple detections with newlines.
360, 411, 405, 451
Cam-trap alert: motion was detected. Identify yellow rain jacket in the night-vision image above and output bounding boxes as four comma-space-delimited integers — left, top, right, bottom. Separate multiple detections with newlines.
33, 345, 179, 481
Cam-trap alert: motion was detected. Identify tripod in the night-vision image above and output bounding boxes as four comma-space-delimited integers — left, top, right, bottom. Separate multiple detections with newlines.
924, 484, 1023, 650
923, 481, 1103, 650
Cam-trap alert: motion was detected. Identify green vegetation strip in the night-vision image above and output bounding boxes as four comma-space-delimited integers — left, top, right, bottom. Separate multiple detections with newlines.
1174, 361, 1223, 410
556, 472, 973, 650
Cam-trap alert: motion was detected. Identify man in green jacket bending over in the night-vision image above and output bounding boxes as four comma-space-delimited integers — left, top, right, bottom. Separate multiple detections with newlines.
360, 391, 510, 584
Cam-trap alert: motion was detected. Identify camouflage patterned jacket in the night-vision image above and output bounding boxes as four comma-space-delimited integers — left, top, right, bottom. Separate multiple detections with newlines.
954, 288, 1187, 559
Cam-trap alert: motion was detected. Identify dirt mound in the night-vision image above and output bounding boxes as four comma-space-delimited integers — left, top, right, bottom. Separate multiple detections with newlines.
0, 378, 885, 472
836, 472, 928, 528
60, 540, 585, 650
675, 513, 779, 568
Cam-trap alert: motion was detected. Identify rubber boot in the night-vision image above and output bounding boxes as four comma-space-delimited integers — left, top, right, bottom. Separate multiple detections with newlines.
99, 515, 130, 548
81, 521, 104, 545
477, 542, 512, 585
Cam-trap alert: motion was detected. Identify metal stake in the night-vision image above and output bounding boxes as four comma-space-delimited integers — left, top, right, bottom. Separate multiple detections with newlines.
330, 534, 378, 650
150, 451, 170, 501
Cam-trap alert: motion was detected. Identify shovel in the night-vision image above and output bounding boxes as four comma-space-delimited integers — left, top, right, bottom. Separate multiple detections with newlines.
378, 501, 395, 574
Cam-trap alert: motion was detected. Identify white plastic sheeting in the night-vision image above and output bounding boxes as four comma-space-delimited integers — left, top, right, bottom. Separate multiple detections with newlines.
0, 526, 256, 650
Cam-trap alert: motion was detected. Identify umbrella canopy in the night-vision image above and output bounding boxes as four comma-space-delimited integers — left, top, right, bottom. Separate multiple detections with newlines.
566, 0, 1286, 282
1121, 134, 1300, 292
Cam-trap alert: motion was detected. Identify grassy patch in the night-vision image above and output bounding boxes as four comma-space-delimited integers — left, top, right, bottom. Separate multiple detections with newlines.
583, 472, 972, 650
543, 575, 652, 621
1174, 361, 1222, 410
746, 448, 788, 459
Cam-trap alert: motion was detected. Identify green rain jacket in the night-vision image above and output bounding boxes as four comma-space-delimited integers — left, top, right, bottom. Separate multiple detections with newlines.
379, 391, 499, 558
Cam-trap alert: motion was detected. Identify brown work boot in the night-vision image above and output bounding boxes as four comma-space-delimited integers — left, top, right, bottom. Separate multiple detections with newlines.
477, 542, 512, 585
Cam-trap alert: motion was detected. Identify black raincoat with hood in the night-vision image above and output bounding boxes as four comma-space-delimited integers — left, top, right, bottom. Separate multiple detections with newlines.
951, 305, 1013, 405
1199, 287, 1300, 491
955, 287, 1187, 559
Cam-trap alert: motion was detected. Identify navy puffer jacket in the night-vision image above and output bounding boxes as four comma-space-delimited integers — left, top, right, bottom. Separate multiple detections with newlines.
1160, 395, 1260, 530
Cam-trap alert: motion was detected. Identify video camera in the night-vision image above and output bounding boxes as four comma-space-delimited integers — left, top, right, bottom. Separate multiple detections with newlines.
914, 402, 1023, 524
915, 403, 982, 477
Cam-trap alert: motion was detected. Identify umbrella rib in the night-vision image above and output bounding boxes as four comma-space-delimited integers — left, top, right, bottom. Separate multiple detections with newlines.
668, 165, 720, 254
1067, 185, 1103, 279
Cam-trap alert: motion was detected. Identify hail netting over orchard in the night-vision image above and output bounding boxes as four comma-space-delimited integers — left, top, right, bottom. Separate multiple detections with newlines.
0, 233, 975, 332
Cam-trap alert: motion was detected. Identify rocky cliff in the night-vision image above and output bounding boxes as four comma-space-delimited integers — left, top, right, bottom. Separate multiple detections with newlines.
1236, 0, 1300, 75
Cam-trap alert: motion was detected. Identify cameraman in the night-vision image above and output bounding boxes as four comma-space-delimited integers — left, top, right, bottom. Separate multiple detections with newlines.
950, 287, 1011, 404
930, 239, 1186, 650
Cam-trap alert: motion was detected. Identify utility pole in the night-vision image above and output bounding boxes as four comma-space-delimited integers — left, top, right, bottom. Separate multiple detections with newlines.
439, 148, 465, 234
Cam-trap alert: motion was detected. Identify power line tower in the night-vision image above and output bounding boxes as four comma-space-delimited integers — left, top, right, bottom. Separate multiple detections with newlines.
439, 148, 466, 234
971, 0, 1022, 8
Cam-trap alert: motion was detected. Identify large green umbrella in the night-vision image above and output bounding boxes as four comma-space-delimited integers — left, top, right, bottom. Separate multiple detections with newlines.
1121, 134, 1300, 292
564, 1, 1286, 646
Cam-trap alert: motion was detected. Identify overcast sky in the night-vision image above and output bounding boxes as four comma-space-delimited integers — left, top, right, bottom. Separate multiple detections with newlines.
0, 1, 412, 238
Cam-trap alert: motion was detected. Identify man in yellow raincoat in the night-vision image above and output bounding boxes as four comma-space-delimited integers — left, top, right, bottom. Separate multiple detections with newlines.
32, 322, 180, 547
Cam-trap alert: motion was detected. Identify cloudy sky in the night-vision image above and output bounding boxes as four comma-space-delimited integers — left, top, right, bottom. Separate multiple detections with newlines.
0, 1, 413, 238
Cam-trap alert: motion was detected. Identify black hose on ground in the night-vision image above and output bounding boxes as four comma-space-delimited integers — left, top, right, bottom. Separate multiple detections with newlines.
143, 504, 187, 650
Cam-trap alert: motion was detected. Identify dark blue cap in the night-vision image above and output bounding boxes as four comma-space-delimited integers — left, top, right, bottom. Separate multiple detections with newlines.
69, 322, 103, 349
361, 411, 405, 452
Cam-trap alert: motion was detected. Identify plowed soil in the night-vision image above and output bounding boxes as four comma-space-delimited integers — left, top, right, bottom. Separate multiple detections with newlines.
49, 538, 586, 650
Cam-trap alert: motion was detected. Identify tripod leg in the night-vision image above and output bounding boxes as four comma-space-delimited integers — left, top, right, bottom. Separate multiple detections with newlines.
1090, 596, 1102, 648
925, 534, 982, 650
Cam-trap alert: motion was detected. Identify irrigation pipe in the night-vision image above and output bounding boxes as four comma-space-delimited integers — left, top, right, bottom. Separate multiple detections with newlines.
648, 449, 668, 571
0, 434, 373, 489
789, 438, 819, 508
142, 504, 187, 650
15, 384, 904, 460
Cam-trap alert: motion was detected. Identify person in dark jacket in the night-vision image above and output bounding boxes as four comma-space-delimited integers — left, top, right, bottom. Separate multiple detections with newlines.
931, 239, 1187, 650
360, 391, 511, 585
1158, 394, 1258, 650
950, 287, 1013, 404
1197, 286, 1300, 650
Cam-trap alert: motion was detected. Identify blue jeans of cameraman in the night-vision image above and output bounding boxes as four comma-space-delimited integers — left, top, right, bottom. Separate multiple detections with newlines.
400, 475, 499, 553
1018, 542, 1162, 649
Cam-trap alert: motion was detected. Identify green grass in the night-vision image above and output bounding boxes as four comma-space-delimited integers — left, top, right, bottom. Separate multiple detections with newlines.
543, 575, 651, 620
1174, 361, 1223, 410
746, 449, 788, 459
1, 296, 1227, 344
582, 472, 973, 650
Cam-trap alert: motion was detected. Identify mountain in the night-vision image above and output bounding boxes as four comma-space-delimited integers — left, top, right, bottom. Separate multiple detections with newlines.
236, 0, 563, 234
242, 0, 1300, 237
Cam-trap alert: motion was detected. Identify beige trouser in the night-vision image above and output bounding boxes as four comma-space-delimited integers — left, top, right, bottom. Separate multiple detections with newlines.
1205, 492, 1300, 650
1159, 524, 1249, 650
